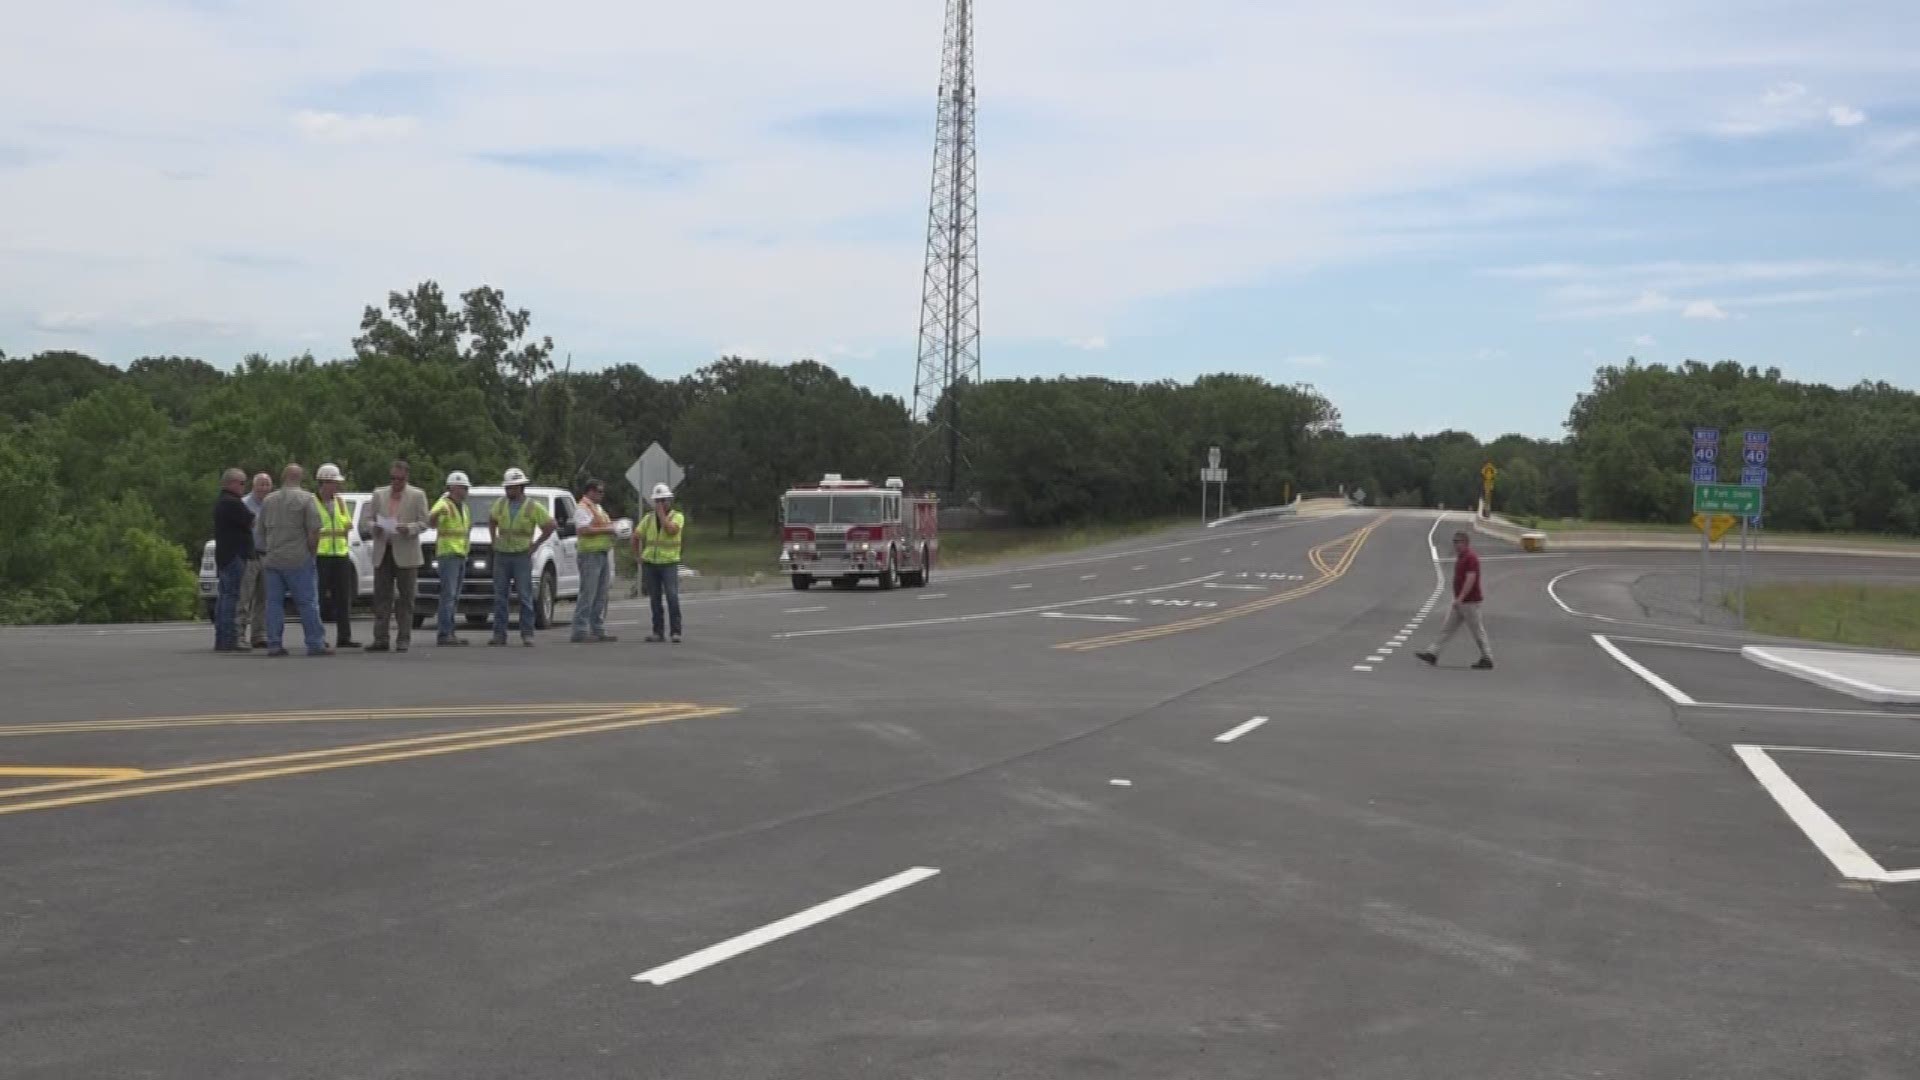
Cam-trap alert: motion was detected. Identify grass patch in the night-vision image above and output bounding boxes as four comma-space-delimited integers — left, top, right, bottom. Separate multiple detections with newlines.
1514, 516, 1920, 547
1737, 583, 1920, 652
627, 516, 1189, 581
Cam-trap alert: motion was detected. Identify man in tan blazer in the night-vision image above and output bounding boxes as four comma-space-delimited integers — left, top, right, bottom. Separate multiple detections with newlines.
357, 459, 431, 652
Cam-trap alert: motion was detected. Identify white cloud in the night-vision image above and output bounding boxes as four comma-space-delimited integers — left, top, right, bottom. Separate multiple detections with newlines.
1285, 354, 1329, 367
1631, 334, 1656, 348
1065, 336, 1109, 351
1829, 105, 1868, 128
1499, 259, 1920, 320
32, 311, 105, 334
1852, 326, 1868, 338
1762, 82, 1808, 107
1716, 81, 1871, 138
292, 110, 418, 144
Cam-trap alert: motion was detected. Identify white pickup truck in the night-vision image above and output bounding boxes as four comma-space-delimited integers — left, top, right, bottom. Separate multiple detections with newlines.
197, 492, 375, 620
414, 486, 583, 630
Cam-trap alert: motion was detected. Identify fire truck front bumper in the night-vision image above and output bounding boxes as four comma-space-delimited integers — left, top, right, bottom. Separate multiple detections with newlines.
783, 550, 889, 577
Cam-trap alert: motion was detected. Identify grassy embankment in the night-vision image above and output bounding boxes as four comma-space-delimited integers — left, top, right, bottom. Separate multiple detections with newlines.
1510, 516, 1920, 549
1735, 583, 1920, 652
615, 517, 1189, 584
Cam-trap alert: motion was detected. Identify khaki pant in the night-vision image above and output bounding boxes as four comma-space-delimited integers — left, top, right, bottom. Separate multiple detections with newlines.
236, 555, 266, 644
372, 548, 418, 646
1429, 601, 1491, 660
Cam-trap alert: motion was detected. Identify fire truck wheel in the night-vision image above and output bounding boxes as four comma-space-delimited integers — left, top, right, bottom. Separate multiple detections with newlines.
791, 575, 814, 591
877, 560, 898, 591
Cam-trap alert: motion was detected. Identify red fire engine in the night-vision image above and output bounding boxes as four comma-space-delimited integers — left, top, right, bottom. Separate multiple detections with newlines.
779, 474, 939, 591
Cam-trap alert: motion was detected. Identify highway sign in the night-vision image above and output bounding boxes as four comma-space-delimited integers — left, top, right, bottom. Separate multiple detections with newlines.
1207, 446, 1222, 470
626, 441, 685, 502
1691, 464, 1719, 483
1199, 467, 1228, 483
1691, 446, 1719, 465
1692, 512, 1737, 542
1481, 461, 1497, 484
1694, 483, 1762, 515
1693, 427, 1720, 445
1743, 430, 1770, 448
1741, 466, 1768, 487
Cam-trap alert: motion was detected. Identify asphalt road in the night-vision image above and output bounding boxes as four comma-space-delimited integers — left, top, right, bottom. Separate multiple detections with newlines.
3, 510, 1918, 1078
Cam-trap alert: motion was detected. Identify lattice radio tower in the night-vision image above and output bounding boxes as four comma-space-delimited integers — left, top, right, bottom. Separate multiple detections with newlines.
910, 0, 981, 494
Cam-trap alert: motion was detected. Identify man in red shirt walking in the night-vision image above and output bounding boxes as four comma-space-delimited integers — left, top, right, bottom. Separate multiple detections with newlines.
1417, 530, 1493, 670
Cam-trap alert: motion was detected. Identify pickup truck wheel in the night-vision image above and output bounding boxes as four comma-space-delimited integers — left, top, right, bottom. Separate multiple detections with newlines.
411, 613, 427, 630
465, 613, 488, 627
533, 569, 556, 629
791, 575, 814, 590
204, 599, 218, 622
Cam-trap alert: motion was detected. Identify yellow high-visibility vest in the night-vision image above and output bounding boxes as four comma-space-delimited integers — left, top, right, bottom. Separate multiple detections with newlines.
317, 498, 352, 557
431, 497, 471, 557
639, 510, 685, 564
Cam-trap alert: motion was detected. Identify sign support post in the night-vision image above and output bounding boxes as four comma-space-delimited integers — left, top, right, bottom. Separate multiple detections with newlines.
1691, 427, 1720, 623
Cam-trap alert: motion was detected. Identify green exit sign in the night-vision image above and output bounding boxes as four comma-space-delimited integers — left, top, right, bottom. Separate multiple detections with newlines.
1693, 483, 1762, 515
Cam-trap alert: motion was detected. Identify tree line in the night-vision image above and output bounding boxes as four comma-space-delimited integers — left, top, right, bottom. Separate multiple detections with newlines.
3, 283, 1915, 623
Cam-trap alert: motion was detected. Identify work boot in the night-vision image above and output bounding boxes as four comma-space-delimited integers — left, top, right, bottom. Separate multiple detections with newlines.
671, 632, 682, 644
521, 635, 536, 647
1415, 651, 1437, 666
1472, 657, 1494, 670
645, 633, 665, 643
593, 633, 619, 643
365, 641, 390, 653
488, 636, 508, 647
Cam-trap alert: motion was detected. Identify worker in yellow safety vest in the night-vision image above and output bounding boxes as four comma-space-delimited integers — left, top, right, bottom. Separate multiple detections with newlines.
314, 463, 361, 649
569, 479, 621, 643
488, 467, 555, 647
634, 482, 685, 643
429, 471, 473, 646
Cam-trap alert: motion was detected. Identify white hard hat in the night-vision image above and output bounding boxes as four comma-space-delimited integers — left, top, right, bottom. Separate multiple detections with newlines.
650, 483, 674, 501
613, 518, 634, 541
446, 471, 471, 488
316, 463, 344, 483
503, 467, 530, 486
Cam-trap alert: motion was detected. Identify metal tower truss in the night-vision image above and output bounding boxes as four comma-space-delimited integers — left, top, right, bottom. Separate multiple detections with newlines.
911, 0, 981, 492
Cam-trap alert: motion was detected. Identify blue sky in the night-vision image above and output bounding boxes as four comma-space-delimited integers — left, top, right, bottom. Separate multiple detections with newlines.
1, 0, 1916, 439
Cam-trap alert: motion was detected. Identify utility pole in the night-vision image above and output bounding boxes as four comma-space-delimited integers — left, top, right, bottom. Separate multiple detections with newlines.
910, 0, 981, 495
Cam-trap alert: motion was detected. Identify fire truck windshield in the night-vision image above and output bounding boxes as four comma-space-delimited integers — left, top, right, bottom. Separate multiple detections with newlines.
784, 493, 886, 524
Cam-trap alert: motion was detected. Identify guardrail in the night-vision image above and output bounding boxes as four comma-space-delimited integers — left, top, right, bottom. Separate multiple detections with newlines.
1206, 500, 1302, 529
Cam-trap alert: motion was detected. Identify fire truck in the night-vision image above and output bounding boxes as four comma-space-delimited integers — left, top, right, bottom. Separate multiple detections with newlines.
780, 474, 939, 591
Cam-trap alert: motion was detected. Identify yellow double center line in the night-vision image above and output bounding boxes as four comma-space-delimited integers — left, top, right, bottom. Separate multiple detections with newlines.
1056, 516, 1388, 651
0, 702, 733, 817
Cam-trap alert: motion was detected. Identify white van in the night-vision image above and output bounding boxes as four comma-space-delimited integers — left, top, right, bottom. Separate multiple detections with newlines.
413, 486, 582, 630
198, 491, 375, 619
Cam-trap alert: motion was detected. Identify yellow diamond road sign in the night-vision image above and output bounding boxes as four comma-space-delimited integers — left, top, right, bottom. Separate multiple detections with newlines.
1691, 512, 1737, 541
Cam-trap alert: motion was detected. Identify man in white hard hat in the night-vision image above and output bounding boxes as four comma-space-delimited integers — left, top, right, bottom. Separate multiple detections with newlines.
634, 482, 686, 643
313, 463, 361, 649
429, 471, 474, 646
487, 467, 555, 647
357, 459, 429, 653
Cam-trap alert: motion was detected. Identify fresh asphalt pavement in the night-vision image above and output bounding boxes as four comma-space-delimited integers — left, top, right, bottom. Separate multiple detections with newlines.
3, 511, 1918, 1078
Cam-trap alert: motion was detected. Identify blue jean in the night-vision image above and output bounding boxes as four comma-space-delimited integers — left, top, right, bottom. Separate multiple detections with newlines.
571, 550, 610, 637
643, 561, 681, 636
265, 562, 327, 654
213, 557, 246, 649
491, 551, 534, 639
436, 554, 467, 641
